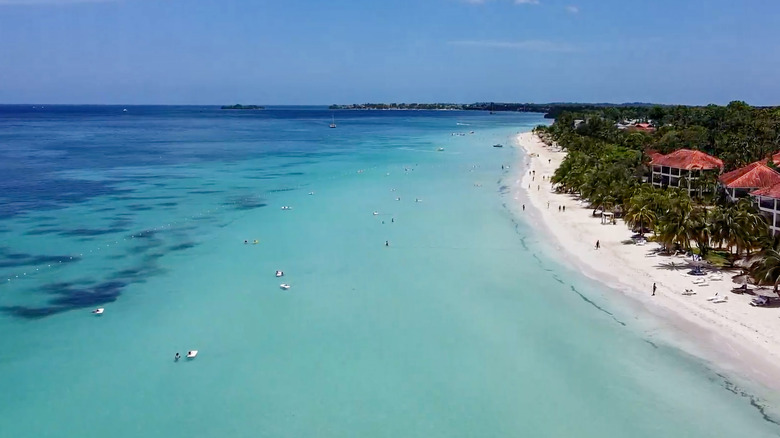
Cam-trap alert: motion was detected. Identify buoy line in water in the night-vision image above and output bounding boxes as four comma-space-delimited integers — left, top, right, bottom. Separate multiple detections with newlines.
0, 163, 409, 287
0, 144, 493, 287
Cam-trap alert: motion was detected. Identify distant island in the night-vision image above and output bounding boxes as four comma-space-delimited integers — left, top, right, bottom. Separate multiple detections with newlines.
221, 104, 264, 110
328, 102, 660, 118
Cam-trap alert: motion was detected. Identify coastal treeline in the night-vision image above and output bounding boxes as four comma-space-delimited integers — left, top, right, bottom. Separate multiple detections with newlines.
328, 102, 655, 117
221, 104, 264, 110
536, 102, 780, 287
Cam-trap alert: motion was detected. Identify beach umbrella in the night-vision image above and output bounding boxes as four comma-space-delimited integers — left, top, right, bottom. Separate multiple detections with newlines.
731, 273, 753, 285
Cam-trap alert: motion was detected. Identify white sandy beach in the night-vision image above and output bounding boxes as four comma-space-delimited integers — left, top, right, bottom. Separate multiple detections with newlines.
514, 131, 780, 390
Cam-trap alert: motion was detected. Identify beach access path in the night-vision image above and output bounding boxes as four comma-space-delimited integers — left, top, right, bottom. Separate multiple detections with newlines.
514, 131, 780, 389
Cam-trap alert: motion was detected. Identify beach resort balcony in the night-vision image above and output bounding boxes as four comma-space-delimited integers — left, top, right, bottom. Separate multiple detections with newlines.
650, 149, 724, 196
751, 182, 780, 236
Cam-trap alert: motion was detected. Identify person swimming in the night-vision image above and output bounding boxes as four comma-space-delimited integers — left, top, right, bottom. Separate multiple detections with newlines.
385, 241, 389, 247
175, 353, 180, 361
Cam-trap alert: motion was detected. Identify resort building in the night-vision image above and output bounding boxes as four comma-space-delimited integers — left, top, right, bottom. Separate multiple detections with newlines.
650, 149, 724, 195
718, 162, 780, 201
751, 183, 780, 236
631, 123, 655, 133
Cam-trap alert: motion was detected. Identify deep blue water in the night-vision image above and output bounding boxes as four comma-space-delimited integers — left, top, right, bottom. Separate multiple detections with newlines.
0, 106, 778, 438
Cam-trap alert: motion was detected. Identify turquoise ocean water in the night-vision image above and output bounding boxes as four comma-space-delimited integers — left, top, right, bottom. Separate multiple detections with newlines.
0, 106, 778, 437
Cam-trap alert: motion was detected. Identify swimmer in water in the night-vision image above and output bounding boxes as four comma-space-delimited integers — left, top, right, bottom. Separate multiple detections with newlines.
385, 241, 389, 247
175, 353, 180, 361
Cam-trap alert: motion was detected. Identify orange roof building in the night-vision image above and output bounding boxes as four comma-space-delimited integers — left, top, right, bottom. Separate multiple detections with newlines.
633, 123, 655, 133
719, 162, 780, 201
650, 149, 724, 195
650, 149, 724, 170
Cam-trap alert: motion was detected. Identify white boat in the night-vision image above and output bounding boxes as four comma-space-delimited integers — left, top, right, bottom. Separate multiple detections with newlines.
276, 270, 284, 277
186, 350, 198, 359
122, 108, 127, 113
437, 147, 445, 151
280, 283, 291, 290
329, 115, 337, 128
373, 211, 378, 215
92, 308, 104, 315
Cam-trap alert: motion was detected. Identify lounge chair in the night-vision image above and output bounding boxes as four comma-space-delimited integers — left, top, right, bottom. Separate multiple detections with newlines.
692, 278, 707, 285
750, 296, 769, 307
681, 289, 696, 295
708, 273, 723, 281
712, 296, 728, 304
706, 293, 720, 301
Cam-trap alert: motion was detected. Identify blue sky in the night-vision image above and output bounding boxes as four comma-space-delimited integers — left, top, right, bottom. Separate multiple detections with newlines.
0, 0, 779, 105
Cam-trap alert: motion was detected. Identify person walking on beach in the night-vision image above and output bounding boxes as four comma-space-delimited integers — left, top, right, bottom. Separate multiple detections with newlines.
652, 283, 657, 296
562, 205, 565, 212
522, 204, 525, 211
595, 240, 600, 250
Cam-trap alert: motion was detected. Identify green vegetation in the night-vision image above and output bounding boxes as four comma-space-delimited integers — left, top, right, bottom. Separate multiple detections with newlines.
537, 102, 780, 288
221, 104, 264, 110
328, 102, 658, 116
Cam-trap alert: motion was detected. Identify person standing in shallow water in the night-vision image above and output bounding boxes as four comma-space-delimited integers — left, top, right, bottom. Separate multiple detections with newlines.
652, 283, 656, 296
595, 240, 600, 250
385, 241, 389, 247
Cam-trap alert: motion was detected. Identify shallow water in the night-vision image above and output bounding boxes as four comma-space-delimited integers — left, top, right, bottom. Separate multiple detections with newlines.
0, 106, 778, 437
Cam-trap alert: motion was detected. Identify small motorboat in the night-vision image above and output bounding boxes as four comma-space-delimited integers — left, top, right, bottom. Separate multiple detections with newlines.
92, 308, 104, 315
186, 350, 198, 359
493, 144, 504, 148
308, 192, 315, 195
437, 147, 445, 152
280, 283, 291, 290
276, 270, 284, 277
373, 211, 379, 216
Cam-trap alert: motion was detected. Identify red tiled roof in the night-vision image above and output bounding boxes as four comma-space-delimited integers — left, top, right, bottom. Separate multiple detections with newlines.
646, 149, 664, 162
751, 182, 780, 199
650, 149, 723, 170
772, 152, 780, 165
719, 162, 780, 189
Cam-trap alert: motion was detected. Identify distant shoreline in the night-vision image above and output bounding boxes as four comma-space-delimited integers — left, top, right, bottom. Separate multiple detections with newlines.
221, 104, 264, 110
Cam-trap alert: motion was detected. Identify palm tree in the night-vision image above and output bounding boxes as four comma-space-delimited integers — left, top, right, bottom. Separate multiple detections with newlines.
624, 201, 657, 235
750, 248, 780, 296
655, 189, 695, 252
